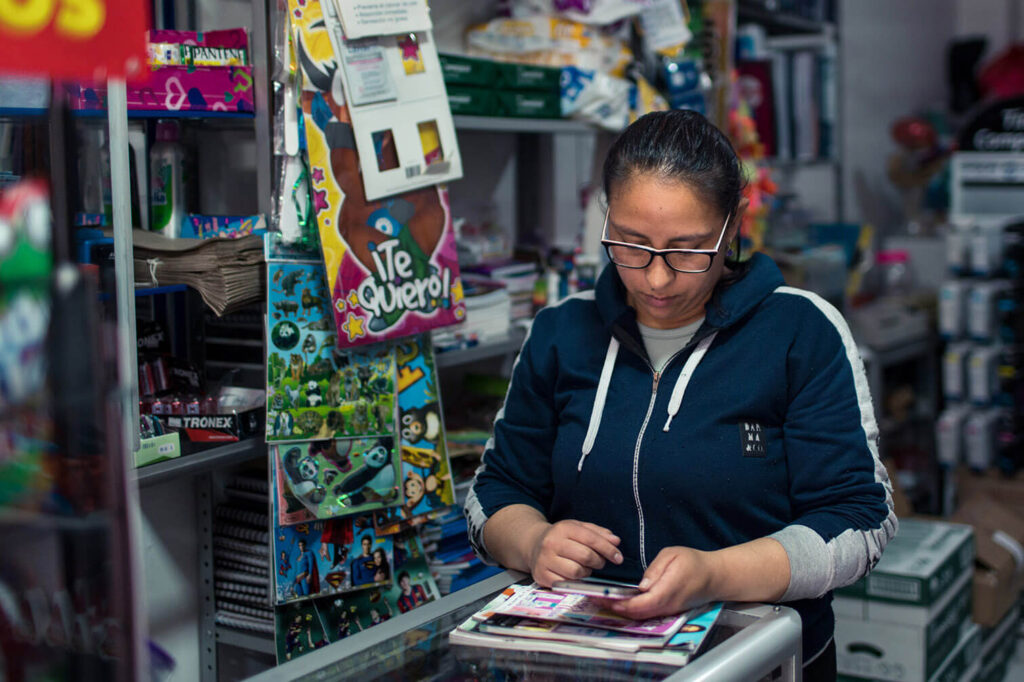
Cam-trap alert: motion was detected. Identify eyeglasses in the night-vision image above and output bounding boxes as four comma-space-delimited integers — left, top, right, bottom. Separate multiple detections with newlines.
600, 209, 732, 274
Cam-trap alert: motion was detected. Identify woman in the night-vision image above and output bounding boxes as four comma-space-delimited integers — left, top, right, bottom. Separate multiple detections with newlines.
464, 110, 897, 680
372, 547, 391, 583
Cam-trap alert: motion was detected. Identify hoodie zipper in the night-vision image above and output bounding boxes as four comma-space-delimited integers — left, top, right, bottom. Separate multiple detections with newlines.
630, 341, 699, 571
633, 369, 660, 572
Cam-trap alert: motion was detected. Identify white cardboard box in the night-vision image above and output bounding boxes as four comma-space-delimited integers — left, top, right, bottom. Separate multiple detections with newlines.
835, 572, 972, 682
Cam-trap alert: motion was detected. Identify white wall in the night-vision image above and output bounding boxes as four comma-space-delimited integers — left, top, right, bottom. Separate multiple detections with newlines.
955, 0, 1024, 58
839, 0, 956, 230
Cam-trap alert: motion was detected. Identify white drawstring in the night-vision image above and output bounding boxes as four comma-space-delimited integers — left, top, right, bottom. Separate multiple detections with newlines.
663, 331, 718, 432
148, 258, 162, 286
578, 337, 620, 472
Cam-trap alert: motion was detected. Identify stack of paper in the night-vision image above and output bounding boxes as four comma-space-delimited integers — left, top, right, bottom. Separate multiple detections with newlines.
433, 274, 512, 351
450, 583, 723, 666
129, 230, 265, 315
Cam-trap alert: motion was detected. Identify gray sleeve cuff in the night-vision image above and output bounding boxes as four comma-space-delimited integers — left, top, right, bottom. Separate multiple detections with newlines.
463, 476, 499, 567
770, 524, 833, 602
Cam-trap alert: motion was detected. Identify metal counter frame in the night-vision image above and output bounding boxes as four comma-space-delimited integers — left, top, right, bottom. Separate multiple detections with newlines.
248, 570, 803, 682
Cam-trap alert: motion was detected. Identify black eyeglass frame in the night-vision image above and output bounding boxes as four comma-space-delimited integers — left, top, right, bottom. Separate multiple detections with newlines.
600, 209, 732, 274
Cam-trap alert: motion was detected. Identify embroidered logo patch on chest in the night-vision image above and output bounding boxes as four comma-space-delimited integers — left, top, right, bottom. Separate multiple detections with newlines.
740, 422, 767, 457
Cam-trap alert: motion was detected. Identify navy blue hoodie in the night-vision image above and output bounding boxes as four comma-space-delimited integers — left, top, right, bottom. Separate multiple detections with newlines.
465, 253, 898, 662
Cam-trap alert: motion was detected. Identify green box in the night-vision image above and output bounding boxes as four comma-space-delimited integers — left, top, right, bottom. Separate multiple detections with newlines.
497, 62, 562, 92
496, 90, 562, 119
439, 54, 499, 86
838, 621, 980, 682
836, 519, 974, 607
446, 86, 500, 116
135, 432, 181, 468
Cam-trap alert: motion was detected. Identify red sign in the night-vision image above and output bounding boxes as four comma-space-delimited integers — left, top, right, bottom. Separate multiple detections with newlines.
0, 0, 149, 80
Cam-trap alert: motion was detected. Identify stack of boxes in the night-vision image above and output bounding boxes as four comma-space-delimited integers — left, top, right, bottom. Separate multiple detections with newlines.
440, 54, 562, 119
834, 519, 980, 682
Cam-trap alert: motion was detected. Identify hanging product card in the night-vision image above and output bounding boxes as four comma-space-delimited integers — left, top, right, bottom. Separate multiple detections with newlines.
273, 530, 439, 663
320, 0, 463, 201
333, 0, 433, 40
287, 0, 466, 348
276, 437, 401, 520
339, 39, 399, 106
393, 335, 455, 516
272, 488, 395, 604
265, 250, 398, 441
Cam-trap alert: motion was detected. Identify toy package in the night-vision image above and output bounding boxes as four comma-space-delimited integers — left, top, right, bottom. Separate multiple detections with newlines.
286, 0, 467, 349
275, 436, 401, 520
265, 254, 398, 442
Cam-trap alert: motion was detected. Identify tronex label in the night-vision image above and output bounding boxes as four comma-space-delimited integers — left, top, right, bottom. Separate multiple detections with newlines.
168, 416, 235, 429
740, 422, 766, 457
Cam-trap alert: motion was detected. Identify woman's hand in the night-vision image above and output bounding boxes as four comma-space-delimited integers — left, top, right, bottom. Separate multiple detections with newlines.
528, 520, 623, 587
610, 546, 715, 620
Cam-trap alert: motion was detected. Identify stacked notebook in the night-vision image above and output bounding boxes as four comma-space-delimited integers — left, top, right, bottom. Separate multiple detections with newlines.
129, 229, 265, 315
450, 582, 723, 666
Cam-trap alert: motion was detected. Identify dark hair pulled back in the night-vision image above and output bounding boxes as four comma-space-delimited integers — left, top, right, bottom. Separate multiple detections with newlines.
602, 109, 745, 223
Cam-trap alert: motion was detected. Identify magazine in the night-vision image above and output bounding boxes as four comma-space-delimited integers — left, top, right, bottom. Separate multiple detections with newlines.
450, 585, 724, 666
492, 583, 689, 637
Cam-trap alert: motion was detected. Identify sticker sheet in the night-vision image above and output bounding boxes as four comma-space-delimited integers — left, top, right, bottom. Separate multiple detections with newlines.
266, 258, 397, 442
287, 0, 467, 348
274, 455, 317, 526
275, 436, 401, 520
272, 531, 439, 664
273, 513, 394, 605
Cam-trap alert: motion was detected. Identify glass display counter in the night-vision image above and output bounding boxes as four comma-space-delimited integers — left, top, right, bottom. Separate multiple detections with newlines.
248, 571, 803, 682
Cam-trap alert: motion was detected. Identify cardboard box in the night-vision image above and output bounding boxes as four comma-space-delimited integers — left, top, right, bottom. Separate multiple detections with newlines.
836, 572, 972, 682
497, 62, 561, 92
976, 602, 1020, 682
951, 496, 1024, 627
439, 54, 499, 86
837, 519, 974, 607
446, 86, 500, 116
134, 432, 181, 468
497, 90, 562, 119
162, 407, 263, 443
837, 622, 980, 682
955, 466, 1024, 516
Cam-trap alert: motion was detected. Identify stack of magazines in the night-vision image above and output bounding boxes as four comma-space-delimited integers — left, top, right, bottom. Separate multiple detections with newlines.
130, 229, 265, 315
450, 582, 723, 666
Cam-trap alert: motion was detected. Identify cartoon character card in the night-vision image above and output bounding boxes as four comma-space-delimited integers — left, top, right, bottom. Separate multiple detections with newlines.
274, 455, 317, 526
273, 512, 394, 605
276, 436, 401, 520
266, 257, 398, 442
394, 335, 455, 519
286, 0, 467, 349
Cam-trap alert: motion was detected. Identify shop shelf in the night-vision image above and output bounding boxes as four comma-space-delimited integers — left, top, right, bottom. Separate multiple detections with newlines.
216, 625, 275, 655
135, 437, 266, 487
435, 326, 528, 368
453, 115, 594, 134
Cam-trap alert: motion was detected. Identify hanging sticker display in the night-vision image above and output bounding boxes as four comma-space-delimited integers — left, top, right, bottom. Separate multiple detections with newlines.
273, 530, 439, 663
287, 0, 466, 348
272, 511, 394, 604
265, 254, 398, 441
276, 436, 401, 520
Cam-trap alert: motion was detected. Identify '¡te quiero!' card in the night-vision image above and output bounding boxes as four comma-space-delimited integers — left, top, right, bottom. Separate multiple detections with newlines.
286, 0, 466, 349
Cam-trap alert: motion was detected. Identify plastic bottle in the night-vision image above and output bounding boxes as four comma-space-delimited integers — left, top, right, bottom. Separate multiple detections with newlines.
150, 121, 184, 238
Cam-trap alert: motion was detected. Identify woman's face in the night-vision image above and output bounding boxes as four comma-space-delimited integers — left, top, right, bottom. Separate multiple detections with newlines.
606, 175, 737, 330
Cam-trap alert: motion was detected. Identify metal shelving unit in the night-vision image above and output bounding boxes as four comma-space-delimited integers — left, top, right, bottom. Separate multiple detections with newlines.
216, 625, 276, 656
135, 438, 267, 488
